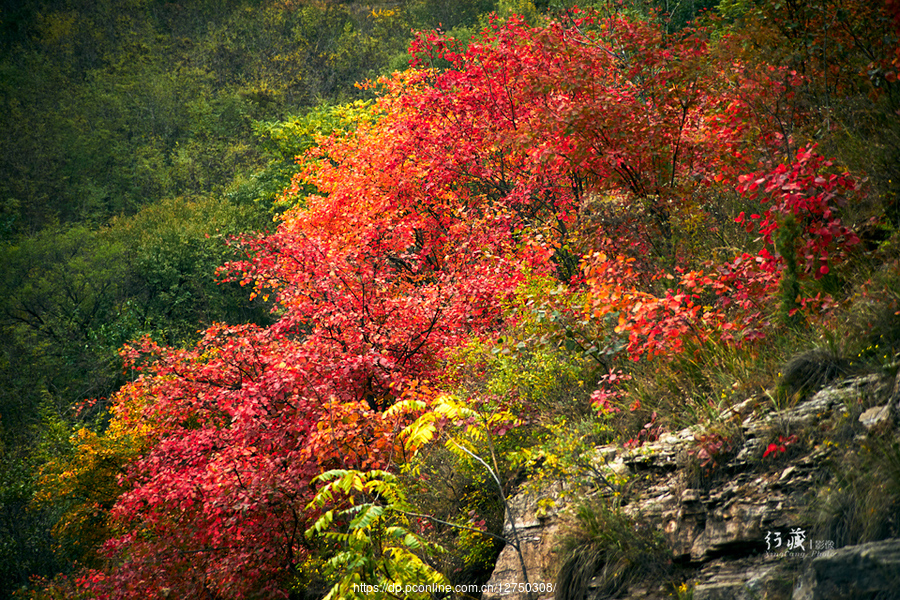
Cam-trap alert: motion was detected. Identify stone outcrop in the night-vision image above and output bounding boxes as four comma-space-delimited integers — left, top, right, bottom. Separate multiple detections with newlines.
794, 538, 900, 600
482, 374, 900, 600
481, 488, 562, 600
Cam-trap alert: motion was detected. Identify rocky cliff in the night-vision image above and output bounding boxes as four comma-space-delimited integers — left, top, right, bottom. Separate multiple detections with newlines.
482, 371, 900, 600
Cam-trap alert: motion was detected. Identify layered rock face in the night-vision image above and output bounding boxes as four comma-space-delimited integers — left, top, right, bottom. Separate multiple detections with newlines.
483, 372, 900, 600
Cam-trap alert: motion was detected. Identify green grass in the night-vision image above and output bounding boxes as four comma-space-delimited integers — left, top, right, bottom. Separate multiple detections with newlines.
810, 435, 900, 548
555, 500, 671, 600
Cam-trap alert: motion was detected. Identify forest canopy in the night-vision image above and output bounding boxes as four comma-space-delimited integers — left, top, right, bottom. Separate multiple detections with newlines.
2, 0, 900, 598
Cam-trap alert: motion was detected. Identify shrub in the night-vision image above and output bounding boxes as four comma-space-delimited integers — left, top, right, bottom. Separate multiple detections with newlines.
777, 347, 851, 403
810, 436, 900, 548
555, 500, 670, 600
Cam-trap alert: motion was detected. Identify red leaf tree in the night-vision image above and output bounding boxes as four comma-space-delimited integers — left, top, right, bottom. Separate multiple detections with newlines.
74, 10, 864, 598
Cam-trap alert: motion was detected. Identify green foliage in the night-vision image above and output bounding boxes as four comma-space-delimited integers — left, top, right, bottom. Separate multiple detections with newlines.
468, 274, 619, 407
306, 469, 448, 600
407, 0, 498, 31
0, 196, 269, 438
0, 0, 421, 237
105, 195, 272, 344
234, 101, 377, 213
398, 278, 628, 560
0, 446, 61, 599
510, 416, 628, 509
0, 226, 132, 439
395, 311, 625, 576
391, 391, 535, 584
0, 198, 270, 594
776, 213, 804, 326
544, 0, 716, 30
497, 0, 542, 24
451, 339, 597, 419
397, 442, 506, 583
467, 276, 627, 493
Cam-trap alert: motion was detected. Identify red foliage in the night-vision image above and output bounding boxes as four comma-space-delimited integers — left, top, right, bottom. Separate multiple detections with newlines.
763, 434, 799, 458
624, 411, 662, 450
689, 431, 735, 471
74, 10, 867, 598
86, 327, 412, 598
737, 146, 860, 279
590, 369, 630, 414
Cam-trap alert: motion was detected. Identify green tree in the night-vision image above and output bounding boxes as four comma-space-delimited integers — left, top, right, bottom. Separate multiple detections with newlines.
306, 469, 449, 600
